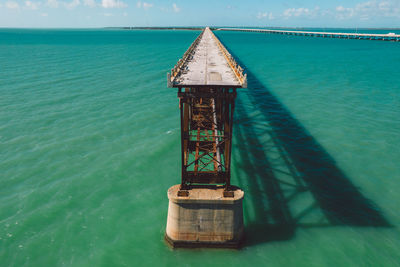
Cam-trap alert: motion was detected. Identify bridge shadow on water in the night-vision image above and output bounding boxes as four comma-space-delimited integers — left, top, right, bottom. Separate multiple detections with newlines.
231, 62, 390, 246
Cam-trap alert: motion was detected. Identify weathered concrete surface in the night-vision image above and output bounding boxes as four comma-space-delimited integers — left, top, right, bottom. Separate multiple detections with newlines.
172, 27, 243, 87
165, 185, 244, 248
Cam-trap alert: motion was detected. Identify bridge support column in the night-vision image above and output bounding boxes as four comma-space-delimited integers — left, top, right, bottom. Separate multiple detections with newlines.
165, 27, 247, 248
165, 185, 244, 248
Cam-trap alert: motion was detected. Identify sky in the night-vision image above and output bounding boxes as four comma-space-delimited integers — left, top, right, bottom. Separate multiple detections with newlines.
0, 0, 400, 28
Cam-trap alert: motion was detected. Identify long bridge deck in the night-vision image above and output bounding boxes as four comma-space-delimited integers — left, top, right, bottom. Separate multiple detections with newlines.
167, 27, 246, 189
168, 27, 246, 88
217, 28, 400, 42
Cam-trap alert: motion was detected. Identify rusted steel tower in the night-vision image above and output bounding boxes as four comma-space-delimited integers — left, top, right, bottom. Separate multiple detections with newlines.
165, 27, 246, 248
167, 27, 247, 195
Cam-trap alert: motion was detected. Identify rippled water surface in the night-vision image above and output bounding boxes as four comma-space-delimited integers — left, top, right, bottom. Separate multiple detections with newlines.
1, 29, 400, 266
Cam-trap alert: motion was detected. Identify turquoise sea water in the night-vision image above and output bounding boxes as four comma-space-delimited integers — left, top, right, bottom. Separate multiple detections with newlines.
1, 29, 400, 266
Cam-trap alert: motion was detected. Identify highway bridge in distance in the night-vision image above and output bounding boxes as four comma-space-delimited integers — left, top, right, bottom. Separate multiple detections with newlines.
216, 27, 400, 41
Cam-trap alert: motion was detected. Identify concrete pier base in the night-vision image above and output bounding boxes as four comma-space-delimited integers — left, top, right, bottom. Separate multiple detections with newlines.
165, 184, 244, 248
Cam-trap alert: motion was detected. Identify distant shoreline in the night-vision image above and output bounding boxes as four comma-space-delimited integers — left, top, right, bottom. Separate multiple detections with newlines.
105, 27, 205, 30
106, 26, 400, 31
0, 27, 399, 31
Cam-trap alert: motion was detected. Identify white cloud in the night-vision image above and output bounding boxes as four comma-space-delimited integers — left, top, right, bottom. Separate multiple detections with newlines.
335, 0, 400, 20
143, 2, 153, 9
5, 1, 19, 9
64, 0, 80, 9
257, 12, 267, 19
137, 1, 153, 10
102, 0, 127, 8
46, 0, 59, 8
378, 1, 391, 11
41, 12, 48, 16
123, 11, 127, 16
335, 5, 355, 20
103, 12, 113, 16
283, 7, 314, 18
336, 6, 345, 12
25, 1, 39, 9
83, 0, 96, 7
281, 6, 334, 19
172, 3, 180, 13
277, 1, 400, 22
257, 12, 274, 20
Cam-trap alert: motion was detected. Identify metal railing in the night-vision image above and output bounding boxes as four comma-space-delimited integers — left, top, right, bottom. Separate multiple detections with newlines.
167, 29, 206, 87
210, 30, 247, 87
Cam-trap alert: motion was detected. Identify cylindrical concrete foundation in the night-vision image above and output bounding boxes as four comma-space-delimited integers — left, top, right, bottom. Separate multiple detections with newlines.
165, 184, 244, 248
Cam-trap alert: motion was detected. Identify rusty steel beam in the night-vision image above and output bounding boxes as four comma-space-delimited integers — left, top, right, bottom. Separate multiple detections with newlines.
169, 28, 245, 192
178, 87, 236, 190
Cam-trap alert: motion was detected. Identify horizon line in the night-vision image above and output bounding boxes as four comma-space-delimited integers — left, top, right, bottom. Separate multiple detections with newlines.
1, 26, 400, 30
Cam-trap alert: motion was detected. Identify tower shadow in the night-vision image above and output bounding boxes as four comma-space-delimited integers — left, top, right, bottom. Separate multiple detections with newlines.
227, 50, 390, 246
234, 97, 296, 245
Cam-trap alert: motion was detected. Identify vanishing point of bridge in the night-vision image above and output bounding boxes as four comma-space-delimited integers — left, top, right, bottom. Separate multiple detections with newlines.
165, 27, 247, 248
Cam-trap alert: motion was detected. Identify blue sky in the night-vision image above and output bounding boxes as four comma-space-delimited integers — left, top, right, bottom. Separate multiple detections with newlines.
0, 0, 400, 28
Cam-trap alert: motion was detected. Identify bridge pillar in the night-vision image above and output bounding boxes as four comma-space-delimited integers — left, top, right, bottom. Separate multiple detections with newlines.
165, 27, 246, 248
165, 185, 244, 248
165, 87, 244, 248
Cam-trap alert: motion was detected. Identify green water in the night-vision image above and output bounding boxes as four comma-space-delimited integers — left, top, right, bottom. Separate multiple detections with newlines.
1, 29, 399, 266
